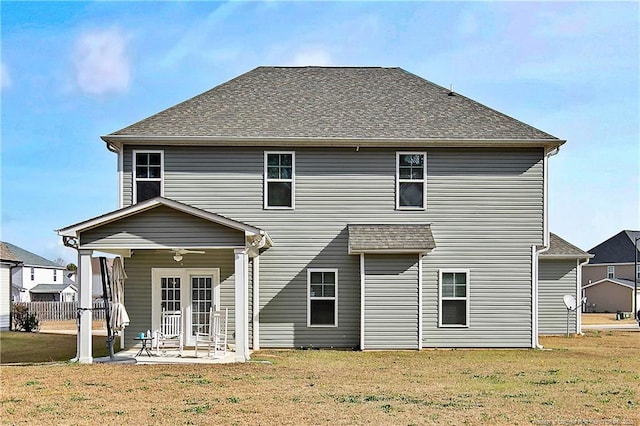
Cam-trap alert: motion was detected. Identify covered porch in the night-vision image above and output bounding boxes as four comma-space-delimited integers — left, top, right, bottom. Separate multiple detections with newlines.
57, 197, 271, 364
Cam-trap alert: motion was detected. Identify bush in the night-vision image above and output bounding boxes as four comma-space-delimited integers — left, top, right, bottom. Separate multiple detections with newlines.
12, 303, 40, 332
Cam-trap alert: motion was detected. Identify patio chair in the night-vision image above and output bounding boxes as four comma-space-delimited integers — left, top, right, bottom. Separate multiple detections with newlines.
194, 307, 228, 358
154, 308, 184, 356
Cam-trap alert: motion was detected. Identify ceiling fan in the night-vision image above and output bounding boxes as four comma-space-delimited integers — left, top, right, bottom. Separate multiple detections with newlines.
169, 248, 205, 262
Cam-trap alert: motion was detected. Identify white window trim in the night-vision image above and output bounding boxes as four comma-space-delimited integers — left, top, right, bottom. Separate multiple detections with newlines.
607, 265, 615, 279
438, 269, 470, 328
396, 152, 427, 210
133, 150, 164, 204
307, 268, 338, 328
264, 151, 295, 210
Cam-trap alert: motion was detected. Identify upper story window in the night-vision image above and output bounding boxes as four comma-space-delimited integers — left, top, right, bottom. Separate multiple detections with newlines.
607, 265, 615, 279
636, 265, 640, 280
397, 152, 426, 209
30, 268, 35, 281
439, 269, 470, 327
133, 151, 164, 203
308, 269, 338, 327
265, 152, 294, 209
53, 270, 57, 282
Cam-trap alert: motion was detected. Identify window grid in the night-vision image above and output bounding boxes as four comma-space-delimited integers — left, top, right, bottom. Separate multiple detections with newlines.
439, 270, 469, 327
265, 152, 294, 209
191, 276, 213, 334
308, 269, 338, 327
133, 150, 163, 203
397, 152, 426, 209
160, 277, 181, 312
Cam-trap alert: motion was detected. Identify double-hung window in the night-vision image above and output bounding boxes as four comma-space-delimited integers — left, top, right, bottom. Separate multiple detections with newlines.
30, 268, 35, 281
397, 152, 426, 209
439, 269, 469, 327
607, 265, 615, 279
53, 270, 57, 282
308, 269, 337, 327
265, 152, 294, 209
133, 150, 163, 203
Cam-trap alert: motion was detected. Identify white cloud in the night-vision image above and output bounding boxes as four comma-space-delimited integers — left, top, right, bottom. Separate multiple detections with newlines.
1, 62, 11, 90
72, 28, 131, 95
288, 47, 333, 66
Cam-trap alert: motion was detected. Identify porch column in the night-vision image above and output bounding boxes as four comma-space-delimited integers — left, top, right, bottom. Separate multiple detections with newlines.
77, 249, 93, 363
234, 248, 250, 362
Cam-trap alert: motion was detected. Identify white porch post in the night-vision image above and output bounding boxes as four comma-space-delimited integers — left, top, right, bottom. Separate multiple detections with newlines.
252, 255, 260, 351
234, 248, 250, 362
77, 249, 93, 363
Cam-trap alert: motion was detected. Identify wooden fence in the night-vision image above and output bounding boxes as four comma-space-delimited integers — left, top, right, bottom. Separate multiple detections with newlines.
14, 301, 106, 321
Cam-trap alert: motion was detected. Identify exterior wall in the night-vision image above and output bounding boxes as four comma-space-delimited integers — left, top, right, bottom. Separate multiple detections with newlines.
0, 264, 11, 330
122, 146, 544, 348
81, 205, 245, 249
582, 263, 636, 285
583, 282, 632, 313
121, 249, 239, 349
538, 259, 578, 334
363, 255, 419, 349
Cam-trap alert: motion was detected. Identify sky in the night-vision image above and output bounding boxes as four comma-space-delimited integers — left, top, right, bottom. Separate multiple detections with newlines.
1, 1, 639, 264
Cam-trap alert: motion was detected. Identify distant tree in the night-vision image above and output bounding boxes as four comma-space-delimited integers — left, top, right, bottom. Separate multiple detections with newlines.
54, 257, 67, 267
66, 263, 77, 272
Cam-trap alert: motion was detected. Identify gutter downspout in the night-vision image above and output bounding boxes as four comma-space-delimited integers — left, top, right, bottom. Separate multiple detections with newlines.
532, 146, 560, 349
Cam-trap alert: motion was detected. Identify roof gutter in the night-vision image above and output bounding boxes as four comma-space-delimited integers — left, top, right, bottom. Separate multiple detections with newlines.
101, 134, 566, 151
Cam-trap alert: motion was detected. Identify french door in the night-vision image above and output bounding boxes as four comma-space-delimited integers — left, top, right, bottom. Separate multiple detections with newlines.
152, 268, 220, 346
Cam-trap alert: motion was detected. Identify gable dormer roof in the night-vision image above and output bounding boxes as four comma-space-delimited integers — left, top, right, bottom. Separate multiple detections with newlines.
103, 66, 563, 150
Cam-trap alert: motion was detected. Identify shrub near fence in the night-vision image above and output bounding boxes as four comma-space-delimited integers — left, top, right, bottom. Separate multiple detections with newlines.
15, 302, 106, 321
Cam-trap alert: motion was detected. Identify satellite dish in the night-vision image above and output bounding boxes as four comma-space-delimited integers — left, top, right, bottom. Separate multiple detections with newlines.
563, 294, 577, 311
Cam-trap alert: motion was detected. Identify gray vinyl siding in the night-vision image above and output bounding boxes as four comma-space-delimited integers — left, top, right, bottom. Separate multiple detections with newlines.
538, 259, 578, 334
81, 205, 245, 249
363, 255, 419, 349
121, 249, 238, 349
121, 145, 544, 349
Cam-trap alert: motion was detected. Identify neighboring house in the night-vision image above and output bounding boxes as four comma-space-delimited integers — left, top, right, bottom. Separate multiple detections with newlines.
1, 243, 23, 330
58, 66, 569, 363
0, 241, 74, 303
538, 233, 592, 334
29, 279, 78, 302
582, 230, 640, 313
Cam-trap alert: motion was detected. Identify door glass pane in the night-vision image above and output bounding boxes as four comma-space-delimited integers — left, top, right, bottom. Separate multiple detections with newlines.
191, 276, 213, 335
161, 277, 180, 312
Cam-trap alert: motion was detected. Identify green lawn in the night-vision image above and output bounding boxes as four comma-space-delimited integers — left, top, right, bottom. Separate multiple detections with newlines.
0, 331, 117, 363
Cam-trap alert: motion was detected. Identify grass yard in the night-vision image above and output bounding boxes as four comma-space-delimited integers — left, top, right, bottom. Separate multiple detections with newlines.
582, 313, 638, 325
0, 332, 117, 364
1, 331, 639, 425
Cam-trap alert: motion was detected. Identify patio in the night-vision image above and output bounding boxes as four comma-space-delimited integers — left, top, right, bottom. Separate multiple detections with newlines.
108, 347, 239, 365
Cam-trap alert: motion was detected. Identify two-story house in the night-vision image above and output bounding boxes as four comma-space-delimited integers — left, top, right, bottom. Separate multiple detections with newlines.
582, 230, 640, 314
58, 66, 582, 363
1, 241, 76, 303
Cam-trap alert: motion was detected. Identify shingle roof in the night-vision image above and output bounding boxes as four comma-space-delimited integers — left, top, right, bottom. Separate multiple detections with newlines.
348, 224, 435, 254
106, 67, 560, 144
0, 241, 63, 268
540, 233, 592, 258
582, 278, 636, 290
0, 242, 21, 263
587, 230, 640, 264
30, 283, 77, 294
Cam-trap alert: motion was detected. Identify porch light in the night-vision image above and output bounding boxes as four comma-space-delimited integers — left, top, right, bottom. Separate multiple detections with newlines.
173, 254, 183, 262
